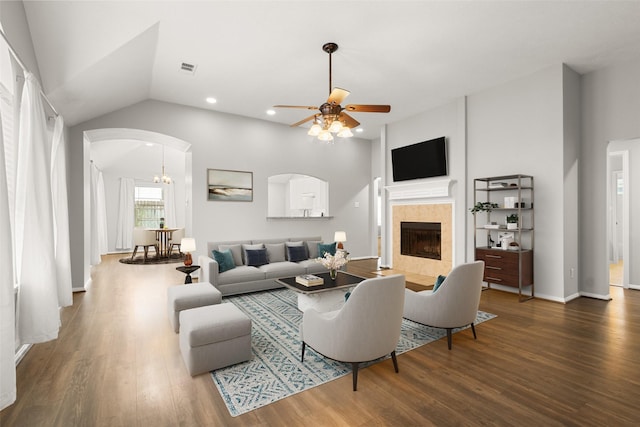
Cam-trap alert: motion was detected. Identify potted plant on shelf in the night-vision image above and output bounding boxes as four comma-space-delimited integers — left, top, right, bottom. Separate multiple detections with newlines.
506, 213, 519, 230
469, 202, 499, 214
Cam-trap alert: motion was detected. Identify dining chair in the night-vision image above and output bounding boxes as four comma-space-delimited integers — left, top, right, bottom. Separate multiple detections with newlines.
168, 227, 185, 257
131, 227, 159, 261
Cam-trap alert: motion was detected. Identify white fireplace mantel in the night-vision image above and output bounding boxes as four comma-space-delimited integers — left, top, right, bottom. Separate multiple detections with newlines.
385, 179, 454, 201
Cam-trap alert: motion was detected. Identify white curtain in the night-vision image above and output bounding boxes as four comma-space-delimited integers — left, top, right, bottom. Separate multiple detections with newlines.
163, 181, 176, 228
115, 177, 135, 249
51, 116, 72, 307
14, 72, 60, 344
90, 162, 108, 264
0, 84, 16, 410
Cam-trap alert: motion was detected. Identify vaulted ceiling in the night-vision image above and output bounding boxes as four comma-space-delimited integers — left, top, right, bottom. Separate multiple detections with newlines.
22, 1, 640, 142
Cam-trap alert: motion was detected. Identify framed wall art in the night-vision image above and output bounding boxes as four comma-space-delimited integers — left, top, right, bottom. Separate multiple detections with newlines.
207, 169, 253, 202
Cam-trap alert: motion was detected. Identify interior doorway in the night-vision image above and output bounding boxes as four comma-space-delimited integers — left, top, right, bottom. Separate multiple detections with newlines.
606, 141, 633, 289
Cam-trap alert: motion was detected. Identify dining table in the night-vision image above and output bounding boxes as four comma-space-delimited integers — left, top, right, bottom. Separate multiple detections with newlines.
147, 228, 178, 258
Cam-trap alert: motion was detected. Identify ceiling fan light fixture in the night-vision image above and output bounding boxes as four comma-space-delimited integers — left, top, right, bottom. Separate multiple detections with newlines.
328, 119, 343, 133
318, 129, 333, 142
337, 127, 353, 138
308, 123, 322, 136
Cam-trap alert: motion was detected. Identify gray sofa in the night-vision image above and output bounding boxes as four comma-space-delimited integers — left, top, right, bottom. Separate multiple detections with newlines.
197, 236, 331, 296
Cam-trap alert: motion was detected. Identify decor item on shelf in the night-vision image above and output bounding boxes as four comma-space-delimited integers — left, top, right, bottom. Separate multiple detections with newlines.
153, 144, 171, 184
273, 42, 391, 142
334, 231, 347, 250
181, 237, 196, 266
470, 201, 499, 213
499, 232, 514, 250
506, 213, 518, 230
317, 250, 349, 279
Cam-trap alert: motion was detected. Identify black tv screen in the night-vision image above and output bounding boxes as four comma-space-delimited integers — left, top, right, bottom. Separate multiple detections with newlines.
391, 136, 447, 182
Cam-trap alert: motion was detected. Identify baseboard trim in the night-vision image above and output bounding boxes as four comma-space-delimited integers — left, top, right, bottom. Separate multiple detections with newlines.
14, 344, 32, 366
579, 291, 612, 301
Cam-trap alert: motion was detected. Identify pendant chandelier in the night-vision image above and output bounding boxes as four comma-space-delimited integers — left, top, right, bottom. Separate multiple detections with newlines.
153, 144, 171, 184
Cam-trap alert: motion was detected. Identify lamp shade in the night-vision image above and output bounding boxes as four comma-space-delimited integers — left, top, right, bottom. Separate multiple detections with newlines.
181, 237, 196, 253
334, 231, 347, 243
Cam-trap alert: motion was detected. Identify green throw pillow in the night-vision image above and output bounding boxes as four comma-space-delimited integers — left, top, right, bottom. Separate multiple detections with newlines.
213, 249, 236, 273
318, 242, 336, 257
433, 275, 446, 292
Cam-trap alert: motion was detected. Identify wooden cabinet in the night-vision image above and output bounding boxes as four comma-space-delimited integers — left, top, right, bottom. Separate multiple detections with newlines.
473, 175, 534, 301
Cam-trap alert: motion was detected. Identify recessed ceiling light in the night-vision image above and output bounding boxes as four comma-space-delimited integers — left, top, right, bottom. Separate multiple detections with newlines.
145, 143, 154, 147
266, 109, 276, 116
206, 97, 217, 104
355, 128, 364, 133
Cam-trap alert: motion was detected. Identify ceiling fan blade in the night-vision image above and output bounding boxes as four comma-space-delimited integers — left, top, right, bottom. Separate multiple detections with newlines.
327, 87, 350, 105
339, 112, 360, 129
344, 104, 391, 113
290, 114, 317, 128
274, 105, 318, 110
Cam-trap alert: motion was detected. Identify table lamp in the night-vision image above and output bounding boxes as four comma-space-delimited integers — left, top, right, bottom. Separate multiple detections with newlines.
181, 237, 196, 266
334, 231, 347, 250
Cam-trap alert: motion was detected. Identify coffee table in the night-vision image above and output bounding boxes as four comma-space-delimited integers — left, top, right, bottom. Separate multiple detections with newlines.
277, 271, 366, 312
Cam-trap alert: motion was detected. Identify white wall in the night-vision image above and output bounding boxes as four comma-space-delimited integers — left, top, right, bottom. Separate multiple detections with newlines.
467, 65, 569, 301
69, 100, 373, 287
581, 57, 640, 297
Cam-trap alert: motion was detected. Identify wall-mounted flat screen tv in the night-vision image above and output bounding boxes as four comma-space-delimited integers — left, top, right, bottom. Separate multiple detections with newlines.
391, 136, 447, 182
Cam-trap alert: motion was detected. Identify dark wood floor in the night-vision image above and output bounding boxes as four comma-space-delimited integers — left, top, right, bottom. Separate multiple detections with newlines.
2, 255, 639, 426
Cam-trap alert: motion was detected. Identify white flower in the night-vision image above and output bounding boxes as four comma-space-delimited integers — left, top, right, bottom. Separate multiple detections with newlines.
317, 250, 349, 270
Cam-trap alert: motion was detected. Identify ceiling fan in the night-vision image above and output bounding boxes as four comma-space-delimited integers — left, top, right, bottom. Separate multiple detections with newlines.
274, 42, 391, 141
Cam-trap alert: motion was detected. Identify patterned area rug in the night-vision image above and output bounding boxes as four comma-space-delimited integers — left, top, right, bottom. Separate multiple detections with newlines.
211, 288, 496, 417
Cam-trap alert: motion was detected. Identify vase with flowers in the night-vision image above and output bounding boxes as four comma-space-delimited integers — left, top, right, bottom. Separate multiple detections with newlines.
318, 250, 349, 280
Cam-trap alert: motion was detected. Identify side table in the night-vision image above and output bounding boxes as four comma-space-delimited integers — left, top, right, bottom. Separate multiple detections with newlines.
176, 265, 200, 284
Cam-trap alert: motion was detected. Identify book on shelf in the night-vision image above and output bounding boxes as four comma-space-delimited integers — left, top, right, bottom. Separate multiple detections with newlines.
296, 274, 324, 286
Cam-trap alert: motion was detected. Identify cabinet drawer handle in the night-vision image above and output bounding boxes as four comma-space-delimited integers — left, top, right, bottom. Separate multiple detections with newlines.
486, 266, 502, 270
486, 254, 503, 259
486, 276, 502, 282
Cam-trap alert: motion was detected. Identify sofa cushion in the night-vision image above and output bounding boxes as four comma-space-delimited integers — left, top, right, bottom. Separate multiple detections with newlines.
218, 244, 243, 266
318, 242, 337, 257
242, 243, 264, 265
433, 275, 447, 292
217, 266, 265, 285
259, 261, 306, 279
287, 245, 308, 262
246, 248, 269, 267
306, 240, 322, 259
212, 249, 236, 273
265, 243, 286, 263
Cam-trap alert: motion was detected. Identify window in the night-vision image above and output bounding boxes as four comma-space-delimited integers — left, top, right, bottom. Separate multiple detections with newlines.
135, 186, 164, 228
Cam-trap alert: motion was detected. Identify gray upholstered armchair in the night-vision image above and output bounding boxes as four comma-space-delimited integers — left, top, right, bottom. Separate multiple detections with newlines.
403, 261, 485, 350
300, 274, 406, 391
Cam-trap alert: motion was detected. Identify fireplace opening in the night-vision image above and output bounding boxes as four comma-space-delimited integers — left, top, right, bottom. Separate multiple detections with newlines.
401, 221, 441, 260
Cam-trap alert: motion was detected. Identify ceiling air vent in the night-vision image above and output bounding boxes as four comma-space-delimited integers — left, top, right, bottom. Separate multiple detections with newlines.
179, 62, 197, 75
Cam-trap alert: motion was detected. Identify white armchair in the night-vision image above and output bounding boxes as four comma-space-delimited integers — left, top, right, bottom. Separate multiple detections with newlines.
403, 261, 485, 350
300, 274, 405, 391
131, 228, 158, 261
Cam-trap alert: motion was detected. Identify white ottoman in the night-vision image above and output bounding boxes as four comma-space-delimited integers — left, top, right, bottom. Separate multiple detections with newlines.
167, 283, 222, 333
179, 303, 252, 376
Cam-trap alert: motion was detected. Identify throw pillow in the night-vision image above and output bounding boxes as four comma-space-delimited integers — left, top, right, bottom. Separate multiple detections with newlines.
306, 240, 322, 259
318, 242, 337, 257
242, 243, 264, 265
433, 275, 447, 292
218, 244, 243, 266
212, 249, 236, 273
245, 248, 269, 267
287, 245, 308, 262
265, 243, 286, 263
285, 241, 306, 261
